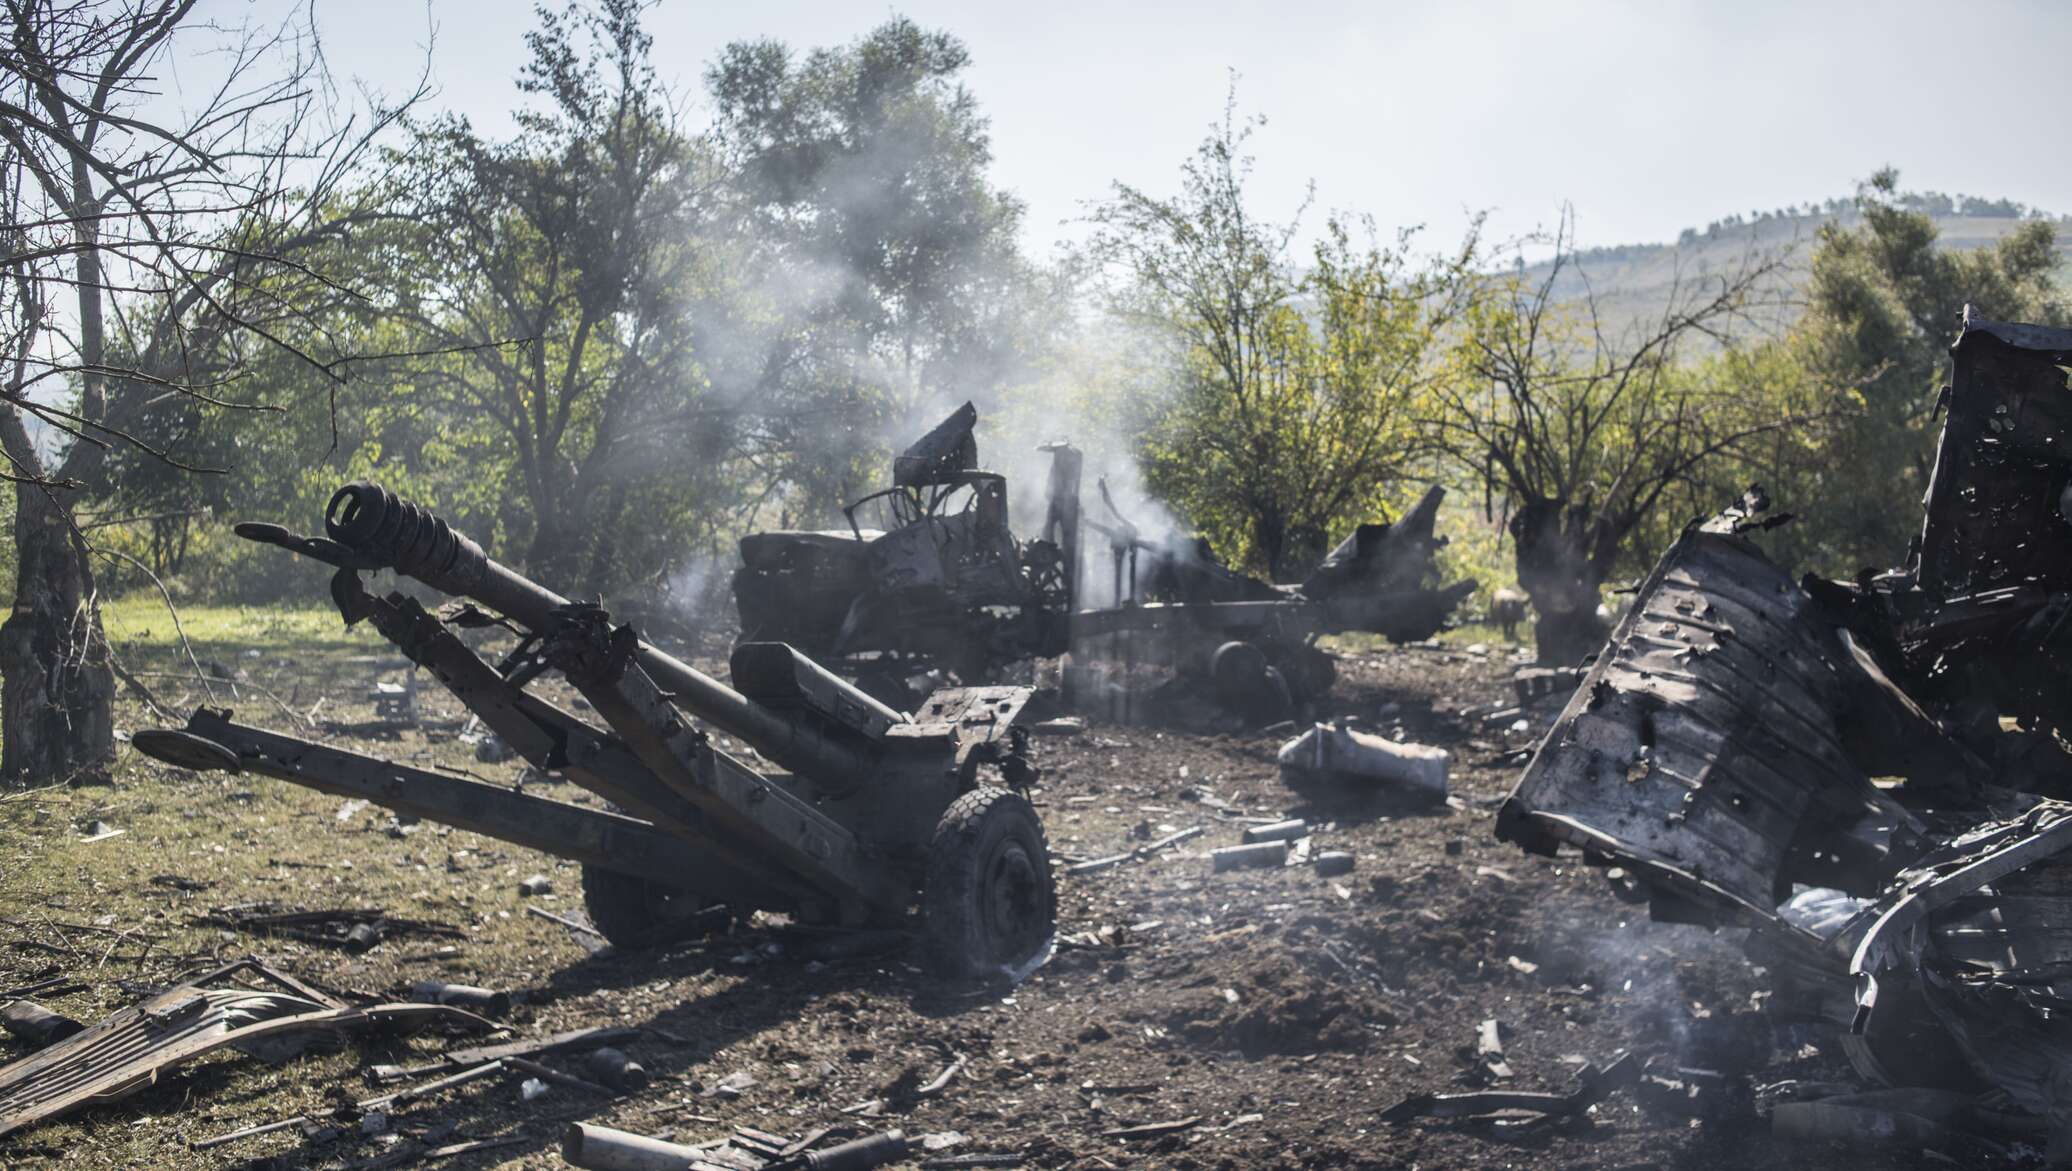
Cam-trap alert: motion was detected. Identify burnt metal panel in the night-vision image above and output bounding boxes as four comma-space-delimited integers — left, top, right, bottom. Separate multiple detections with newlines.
0, 960, 488, 1139
1497, 524, 1928, 925
1917, 309, 2072, 597
893, 401, 980, 486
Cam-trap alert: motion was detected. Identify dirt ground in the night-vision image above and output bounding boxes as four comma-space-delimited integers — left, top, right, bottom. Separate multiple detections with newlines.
0, 610, 1979, 1170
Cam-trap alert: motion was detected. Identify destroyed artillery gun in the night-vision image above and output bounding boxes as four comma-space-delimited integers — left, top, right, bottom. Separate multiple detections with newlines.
733, 403, 1082, 708
132, 483, 1058, 981
1070, 481, 1478, 724
733, 401, 1475, 724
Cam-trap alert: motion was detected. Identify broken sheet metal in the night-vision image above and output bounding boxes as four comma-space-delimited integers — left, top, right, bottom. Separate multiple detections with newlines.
0, 959, 490, 1138
1496, 517, 1963, 926
1863, 310, 2072, 753
1915, 311, 2072, 599
1842, 801, 2072, 1150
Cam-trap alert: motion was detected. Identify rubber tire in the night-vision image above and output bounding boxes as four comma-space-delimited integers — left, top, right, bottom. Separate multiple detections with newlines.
1211, 641, 1294, 725
1281, 644, 1338, 704
578, 865, 720, 950
921, 787, 1057, 981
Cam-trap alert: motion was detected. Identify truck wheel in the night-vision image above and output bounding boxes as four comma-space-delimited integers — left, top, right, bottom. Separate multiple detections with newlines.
1212, 641, 1294, 725
1282, 644, 1337, 704
922, 787, 1056, 981
578, 865, 724, 949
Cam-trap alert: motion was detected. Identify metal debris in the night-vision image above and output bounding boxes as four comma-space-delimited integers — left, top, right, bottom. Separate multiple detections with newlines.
1211, 841, 1288, 872
0, 958, 492, 1139
583, 1045, 649, 1091
1240, 818, 1308, 844
406, 981, 510, 1015
1278, 723, 1448, 801
201, 904, 464, 953
1489, 313, 2072, 1155
1382, 1052, 1639, 1126
1313, 851, 1356, 877
0, 1001, 82, 1048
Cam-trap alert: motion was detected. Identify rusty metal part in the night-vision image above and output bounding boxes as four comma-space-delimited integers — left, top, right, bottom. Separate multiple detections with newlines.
0, 959, 489, 1139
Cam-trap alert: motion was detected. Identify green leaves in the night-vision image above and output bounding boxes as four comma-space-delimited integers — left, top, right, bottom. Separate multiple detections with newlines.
1094, 98, 1472, 579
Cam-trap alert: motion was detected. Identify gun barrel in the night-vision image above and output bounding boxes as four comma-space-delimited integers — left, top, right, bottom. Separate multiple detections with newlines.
322, 483, 874, 783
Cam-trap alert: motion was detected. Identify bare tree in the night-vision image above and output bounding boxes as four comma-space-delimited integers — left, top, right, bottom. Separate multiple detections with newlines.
1428, 214, 1829, 665
0, 0, 421, 783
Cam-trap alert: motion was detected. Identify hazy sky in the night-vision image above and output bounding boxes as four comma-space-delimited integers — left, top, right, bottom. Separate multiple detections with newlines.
215, 0, 2072, 257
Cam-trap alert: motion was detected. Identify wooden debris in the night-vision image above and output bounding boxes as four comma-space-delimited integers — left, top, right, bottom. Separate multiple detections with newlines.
1099, 1117, 1201, 1140
503, 1055, 616, 1096
915, 1053, 966, 1098
443, 1025, 640, 1068
1477, 1018, 1513, 1079
1065, 826, 1205, 875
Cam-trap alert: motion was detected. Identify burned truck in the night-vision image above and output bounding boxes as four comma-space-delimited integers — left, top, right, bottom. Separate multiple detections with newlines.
732, 403, 1080, 703
1495, 310, 2072, 1150
733, 402, 1474, 722
134, 483, 1057, 981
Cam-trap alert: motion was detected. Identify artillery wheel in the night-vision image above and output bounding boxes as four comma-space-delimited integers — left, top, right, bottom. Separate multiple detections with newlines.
921, 787, 1056, 981
1280, 644, 1338, 704
579, 865, 726, 950
1211, 641, 1294, 725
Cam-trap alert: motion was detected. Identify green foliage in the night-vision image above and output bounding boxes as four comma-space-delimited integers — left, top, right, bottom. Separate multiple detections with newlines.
1782, 168, 2069, 571
706, 17, 1043, 520
1424, 218, 1831, 661
1092, 100, 1476, 579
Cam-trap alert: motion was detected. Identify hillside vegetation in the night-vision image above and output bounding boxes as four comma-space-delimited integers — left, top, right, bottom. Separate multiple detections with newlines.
1523, 201, 2072, 338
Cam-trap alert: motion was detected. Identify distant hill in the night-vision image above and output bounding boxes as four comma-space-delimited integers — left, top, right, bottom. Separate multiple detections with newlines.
1518, 195, 2072, 341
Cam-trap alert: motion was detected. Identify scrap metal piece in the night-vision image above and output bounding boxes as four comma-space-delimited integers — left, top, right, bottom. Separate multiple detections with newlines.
1381, 1052, 1638, 1125
1211, 841, 1288, 872
1497, 518, 1956, 927
1277, 722, 1448, 803
1836, 800, 2072, 1151
0, 959, 489, 1139
0, 1002, 83, 1048
894, 402, 980, 487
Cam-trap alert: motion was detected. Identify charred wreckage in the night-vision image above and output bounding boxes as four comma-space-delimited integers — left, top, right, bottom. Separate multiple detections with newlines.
1493, 310, 2072, 1155
734, 401, 1477, 724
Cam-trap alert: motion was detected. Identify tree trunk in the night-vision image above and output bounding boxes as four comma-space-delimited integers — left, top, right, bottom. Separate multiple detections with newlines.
1509, 498, 1611, 667
0, 487, 116, 785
